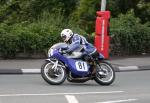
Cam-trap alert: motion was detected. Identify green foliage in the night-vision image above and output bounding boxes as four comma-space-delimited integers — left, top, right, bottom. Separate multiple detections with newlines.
135, 0, 150, 23
71, 0, 99, 33
110, 11, 150, 55
0, 11, 86, 58
115, 0, 140, 13
0, 0, 78, 24
0, 32, 19, 58
107, 0, 121, 17
0, 0, 150, 58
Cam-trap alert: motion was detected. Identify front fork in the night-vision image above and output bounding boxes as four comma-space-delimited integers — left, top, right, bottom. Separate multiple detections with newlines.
94, 60, 107, 77
45, 58, 62, 75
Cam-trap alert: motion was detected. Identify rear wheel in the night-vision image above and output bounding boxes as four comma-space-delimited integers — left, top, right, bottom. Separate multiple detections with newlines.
41, 59, 66, 85
94, 61, 115, 86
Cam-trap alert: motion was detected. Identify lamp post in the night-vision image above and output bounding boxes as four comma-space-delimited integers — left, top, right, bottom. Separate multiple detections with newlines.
101, 0, 106, 11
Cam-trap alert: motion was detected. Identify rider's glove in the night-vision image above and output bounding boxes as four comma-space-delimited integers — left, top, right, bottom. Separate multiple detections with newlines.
65, 50, 72, 55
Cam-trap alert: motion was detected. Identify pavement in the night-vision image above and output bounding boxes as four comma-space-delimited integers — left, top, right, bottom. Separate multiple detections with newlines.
108, 55, 150, 72
0, 55, 150, 74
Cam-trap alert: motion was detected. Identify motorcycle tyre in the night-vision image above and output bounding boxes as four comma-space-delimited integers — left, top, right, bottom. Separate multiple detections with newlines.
94, 61, 115, 86
41, 61, 66, 85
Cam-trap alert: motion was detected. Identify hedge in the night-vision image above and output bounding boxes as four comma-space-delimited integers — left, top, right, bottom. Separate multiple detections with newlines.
0, 11, 150, 58
0, 12, 86, 58
110, 11, 150, 56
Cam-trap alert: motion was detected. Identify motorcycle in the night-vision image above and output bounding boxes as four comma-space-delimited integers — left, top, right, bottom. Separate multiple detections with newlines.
41, 43, 115, 85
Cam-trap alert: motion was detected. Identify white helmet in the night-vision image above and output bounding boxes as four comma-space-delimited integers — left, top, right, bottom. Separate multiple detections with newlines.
61, 29, 73, 42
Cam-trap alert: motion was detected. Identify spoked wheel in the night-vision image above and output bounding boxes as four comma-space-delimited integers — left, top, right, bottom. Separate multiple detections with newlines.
94, 61, 115, 86
41, 59, 66, 85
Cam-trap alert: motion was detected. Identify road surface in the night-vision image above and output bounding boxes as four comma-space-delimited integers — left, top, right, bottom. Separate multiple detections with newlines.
0, 71, 150, 103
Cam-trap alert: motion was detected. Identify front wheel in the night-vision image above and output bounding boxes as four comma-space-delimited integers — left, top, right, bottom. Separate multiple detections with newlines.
94, 61, 115, 86
41, 59, 66, 85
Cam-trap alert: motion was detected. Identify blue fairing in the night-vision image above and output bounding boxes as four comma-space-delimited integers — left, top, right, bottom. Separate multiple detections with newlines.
67, 59, 90, 77
52, 49, 90, 77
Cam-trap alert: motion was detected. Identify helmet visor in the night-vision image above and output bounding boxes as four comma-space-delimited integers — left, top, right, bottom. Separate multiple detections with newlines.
62, 35, 67, 41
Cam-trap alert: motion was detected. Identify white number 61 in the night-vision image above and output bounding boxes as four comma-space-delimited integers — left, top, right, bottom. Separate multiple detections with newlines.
75, 61, 88, 72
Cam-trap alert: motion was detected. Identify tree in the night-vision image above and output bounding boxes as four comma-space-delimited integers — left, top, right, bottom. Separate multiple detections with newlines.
135, 0, 150, 23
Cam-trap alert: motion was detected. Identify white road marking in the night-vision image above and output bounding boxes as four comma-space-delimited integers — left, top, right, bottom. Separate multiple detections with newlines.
65, 95, 79, 103
119, 66, 138, 71
21, 69, 40, 73
0, 91, 124, 97
96, 99, 137, 103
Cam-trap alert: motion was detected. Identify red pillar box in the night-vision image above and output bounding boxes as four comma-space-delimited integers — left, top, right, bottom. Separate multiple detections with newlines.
95, 11, 110, 59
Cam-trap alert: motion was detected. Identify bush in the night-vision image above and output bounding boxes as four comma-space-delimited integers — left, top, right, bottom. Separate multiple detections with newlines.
0, 32, 19, 58
0, 11, 86, 59
110, 11, 150, 55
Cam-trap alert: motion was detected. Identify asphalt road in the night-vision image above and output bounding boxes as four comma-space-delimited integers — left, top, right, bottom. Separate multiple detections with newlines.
0, 71, 150, 103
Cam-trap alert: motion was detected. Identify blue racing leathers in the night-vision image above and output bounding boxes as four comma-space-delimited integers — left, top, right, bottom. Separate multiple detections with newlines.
66, 34, 96, 55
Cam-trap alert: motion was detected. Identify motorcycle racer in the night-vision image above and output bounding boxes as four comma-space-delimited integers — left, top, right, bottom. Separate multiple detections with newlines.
60, 29, 103, 61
